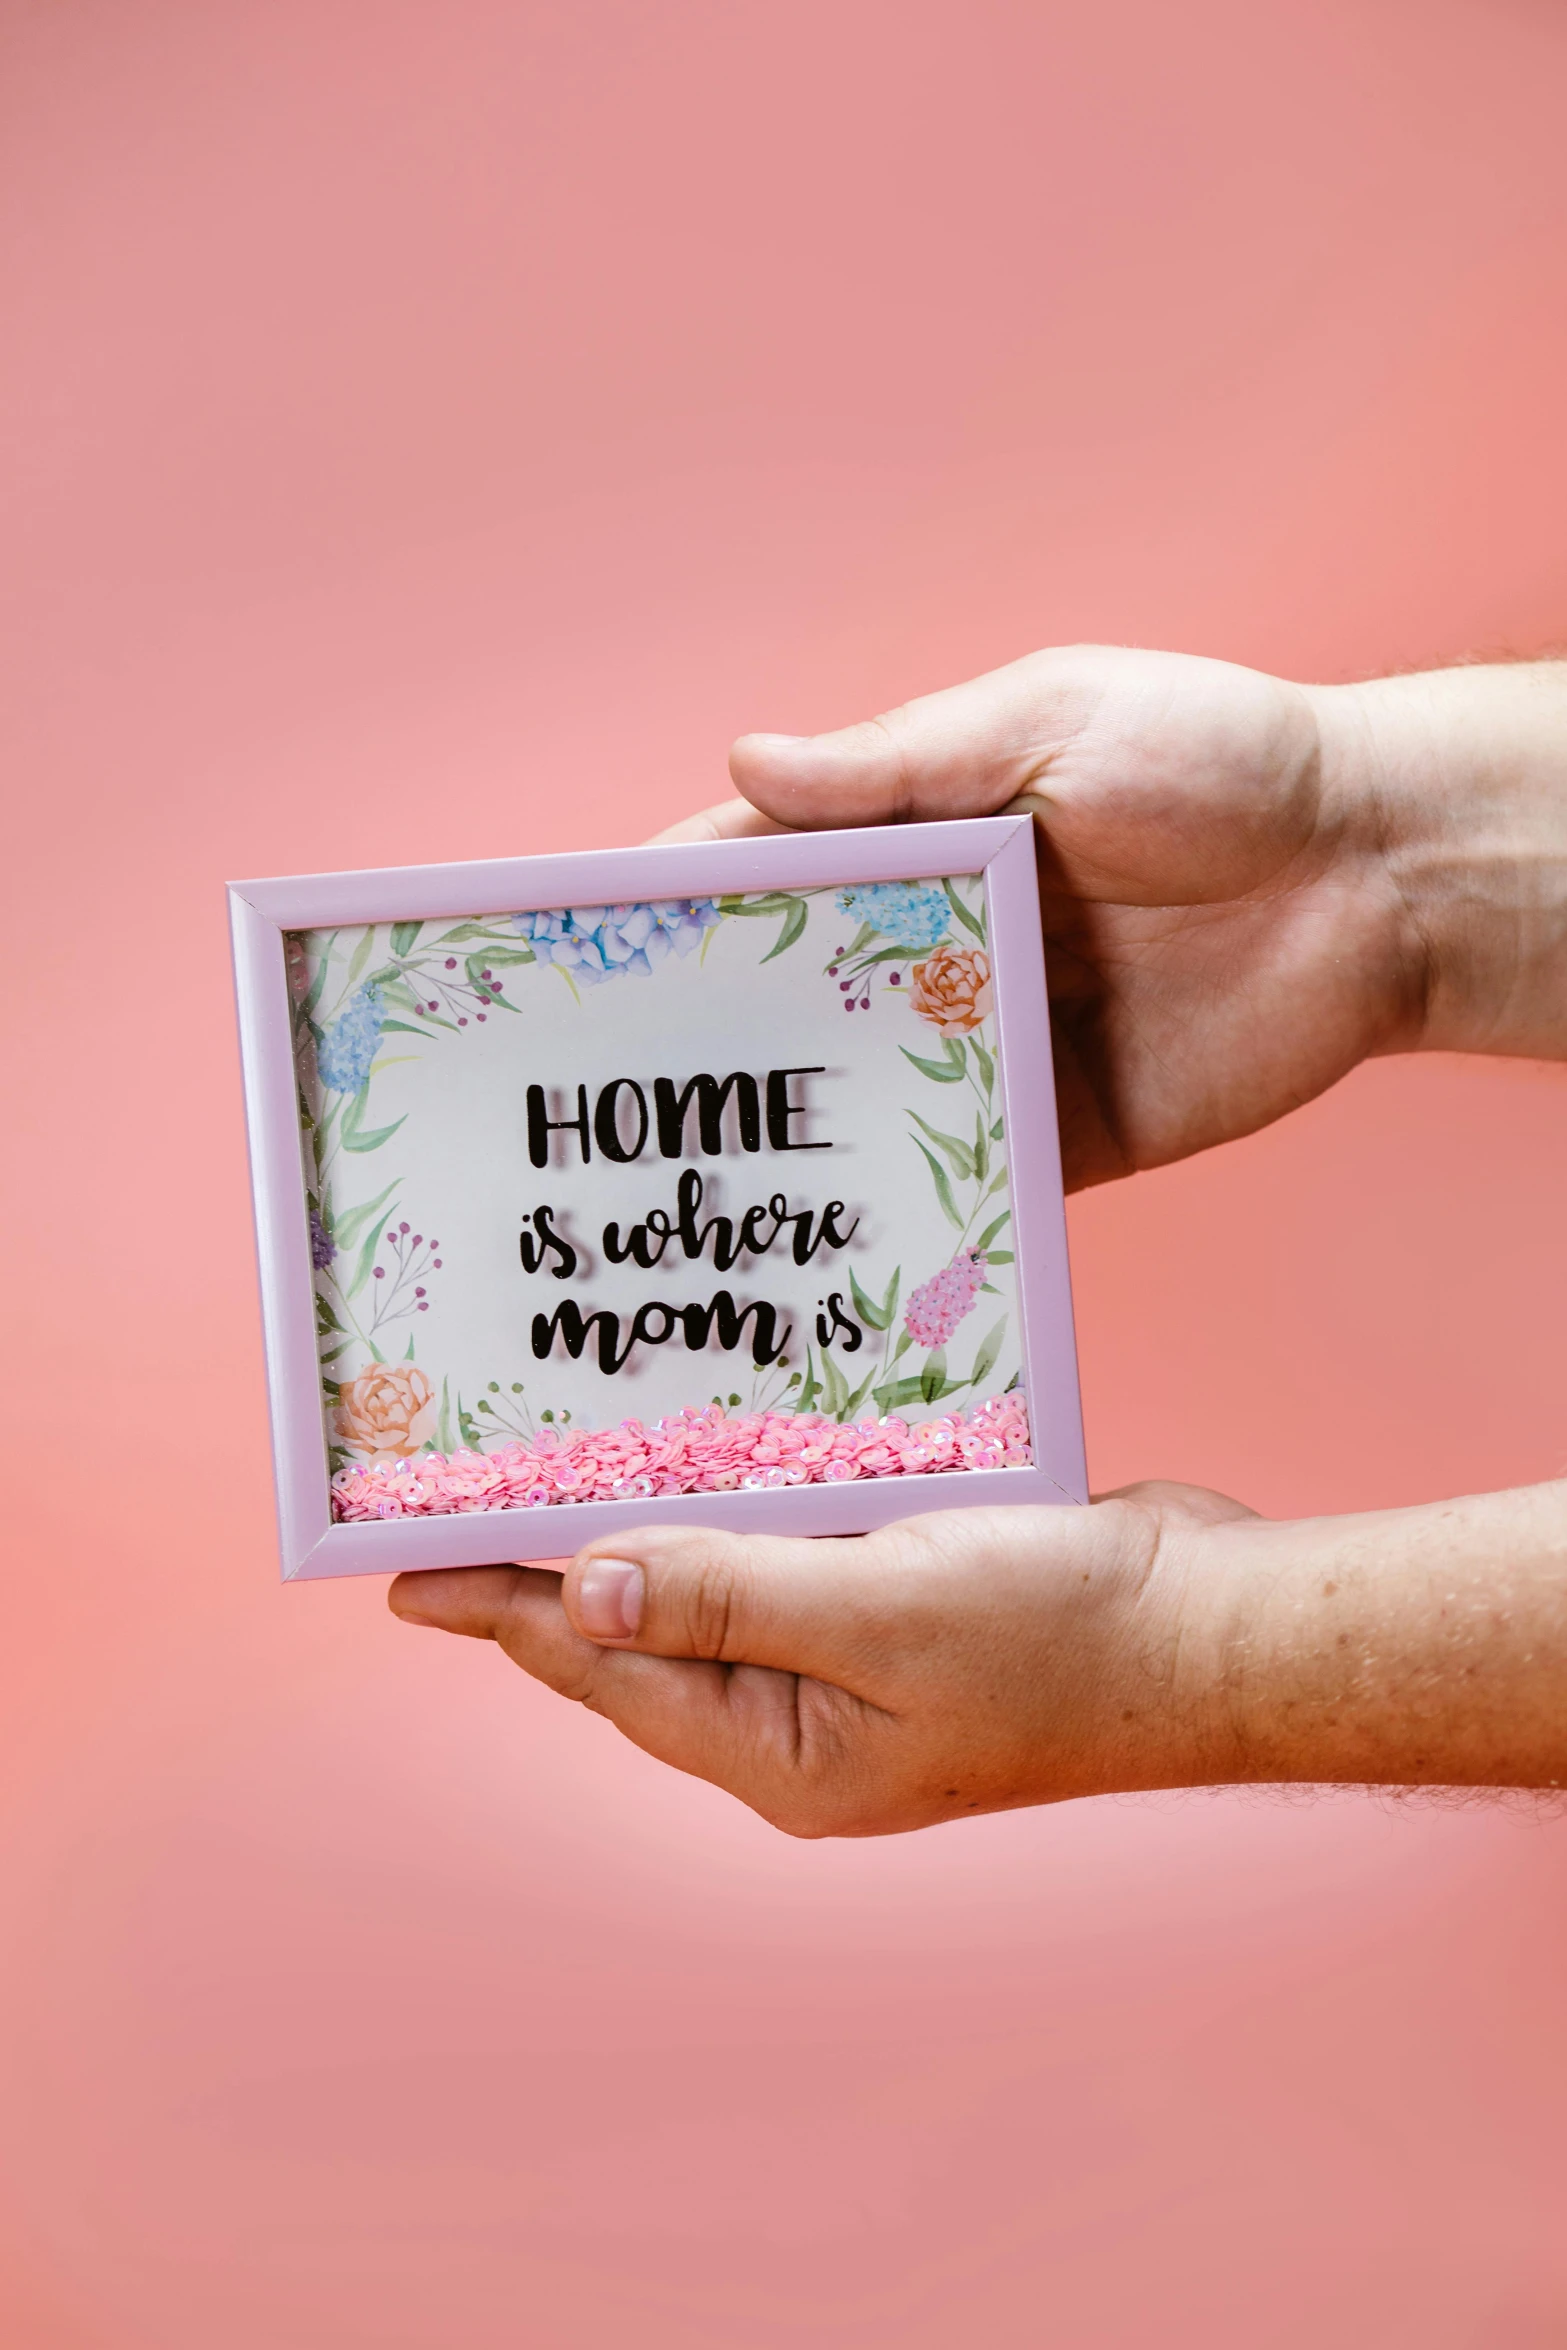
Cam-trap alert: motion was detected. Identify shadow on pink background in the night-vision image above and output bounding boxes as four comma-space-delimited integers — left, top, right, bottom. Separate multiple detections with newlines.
4, 2, 1567, 2343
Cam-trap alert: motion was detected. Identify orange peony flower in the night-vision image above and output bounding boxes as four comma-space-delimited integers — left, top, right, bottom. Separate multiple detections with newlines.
908, 944, 991, 1035
333, 1362, 437, 1462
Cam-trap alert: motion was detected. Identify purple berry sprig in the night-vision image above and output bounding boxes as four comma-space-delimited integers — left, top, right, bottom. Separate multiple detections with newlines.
368, 1221, 444, 1332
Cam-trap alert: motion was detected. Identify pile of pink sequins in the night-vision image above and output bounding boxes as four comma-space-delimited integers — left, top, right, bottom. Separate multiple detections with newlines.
331, 1392, 1032, 1521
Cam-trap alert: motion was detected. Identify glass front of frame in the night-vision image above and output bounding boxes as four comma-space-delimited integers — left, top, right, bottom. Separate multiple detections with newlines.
287, 874, 1031, 1522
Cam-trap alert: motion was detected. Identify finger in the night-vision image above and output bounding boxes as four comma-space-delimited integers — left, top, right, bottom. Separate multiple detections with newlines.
394, 1560, 829, 1814
559, 1520, 919, 1681
644, 797, 797, 846
727, 650, 1101, 830
390, 1564, 555, 1636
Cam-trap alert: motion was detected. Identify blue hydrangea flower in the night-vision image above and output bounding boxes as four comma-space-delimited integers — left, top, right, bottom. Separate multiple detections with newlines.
834, 880, 951, 951
513, 899, 722, 983
317, 983, 384, 1093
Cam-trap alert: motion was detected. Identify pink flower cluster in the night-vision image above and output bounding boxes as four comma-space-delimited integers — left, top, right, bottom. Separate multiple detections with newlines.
330, 1393, 1032, 1521
903, 1249, 989, 1348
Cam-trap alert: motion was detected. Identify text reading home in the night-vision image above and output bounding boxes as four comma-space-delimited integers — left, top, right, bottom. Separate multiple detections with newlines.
521, 1068, 857, 1375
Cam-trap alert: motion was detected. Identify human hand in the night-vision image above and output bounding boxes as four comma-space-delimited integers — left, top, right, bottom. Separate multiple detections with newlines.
390, 1484, 1247, 1834
390, 1476, 1567, 1828
656, 647, 1567, 1188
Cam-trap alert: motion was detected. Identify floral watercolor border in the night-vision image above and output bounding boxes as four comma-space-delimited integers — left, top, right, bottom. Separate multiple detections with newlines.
287, 875, 1019, 1504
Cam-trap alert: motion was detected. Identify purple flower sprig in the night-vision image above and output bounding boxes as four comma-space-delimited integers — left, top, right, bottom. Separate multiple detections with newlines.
368, 1221, 444, 1333
410, 955, 512, 1030
827, 941, 919, 1011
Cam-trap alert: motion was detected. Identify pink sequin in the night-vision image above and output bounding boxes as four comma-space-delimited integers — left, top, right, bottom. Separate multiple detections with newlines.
330, 1395, 1032, 1521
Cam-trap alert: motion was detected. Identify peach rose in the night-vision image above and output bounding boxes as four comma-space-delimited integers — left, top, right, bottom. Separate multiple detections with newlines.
333, 1362, 436, 1462
908, 944, 991, 1035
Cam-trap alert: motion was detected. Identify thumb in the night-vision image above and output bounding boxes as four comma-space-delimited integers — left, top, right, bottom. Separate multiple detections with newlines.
728, 648, 1103, 830
562, 1522, 891, 1680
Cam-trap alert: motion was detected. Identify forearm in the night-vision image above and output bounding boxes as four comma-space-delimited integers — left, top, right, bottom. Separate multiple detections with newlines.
1157, 1480, 1567, 1792
1310, 661, 1567, 1061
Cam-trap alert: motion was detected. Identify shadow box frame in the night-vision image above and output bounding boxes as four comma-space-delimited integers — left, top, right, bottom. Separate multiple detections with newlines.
229, 815, 1088, 1580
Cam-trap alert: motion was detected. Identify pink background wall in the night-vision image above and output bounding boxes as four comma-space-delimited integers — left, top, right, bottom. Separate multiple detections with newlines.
5, 2, 1567, 2342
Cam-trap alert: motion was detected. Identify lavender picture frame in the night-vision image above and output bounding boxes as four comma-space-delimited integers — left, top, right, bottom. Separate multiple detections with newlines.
230, 816, 1087, 1580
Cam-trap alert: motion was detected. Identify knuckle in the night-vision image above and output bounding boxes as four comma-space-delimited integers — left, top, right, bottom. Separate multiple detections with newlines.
864, 1509, 977, 1586
675, 1546, 744, 1661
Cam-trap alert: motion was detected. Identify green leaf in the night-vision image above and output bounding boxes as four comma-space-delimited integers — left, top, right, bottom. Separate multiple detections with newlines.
976, 1211, 1011, 1251
891, 1326, 913, 1361
345, 926, 376, 988
391, 921, 423, 956
343, 1115, 407, 1153
920, 1347, 948, 1404
435, 921, 501, 944
990, 1115, 1004, 1141
314, 1292, 345, 1333
348, 1209, 394, 1298
908, 1109, 975, 1181
820, 1346, 850, 1420
850, 1263, 900, 1335
378, 1018, 437, 1039
944, 879, 987, 943
842, 1369, 878, 1418
969, 1317, 1006, 1391
849, 1269, 889, 1331
761, 898, 809, 962
974, 1109, 989, 1184
724, 892, 799, 917
796, 1346, 821, 1414
404, 1333, 416, 1360
972, 1035, 995, 1094
341, 1086, 406, 1154
872, 1373, 930, 1412
984, 1166, 1009, 1196
474, 946, 535, 967
332, 1180, 399, 1251
913, 1141, 964, 1229
375, 974, 426, 1013
899, 1045, 966, 1084
985, 1248, 1014, 1264
846, 922, 879, 957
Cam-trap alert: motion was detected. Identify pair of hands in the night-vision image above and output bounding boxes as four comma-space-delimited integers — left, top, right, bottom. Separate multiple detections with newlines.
392, 646, 1567, 1826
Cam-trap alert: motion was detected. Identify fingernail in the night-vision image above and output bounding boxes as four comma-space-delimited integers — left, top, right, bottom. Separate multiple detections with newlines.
577, 1558, 645, 1640
746, 731, 807, 748
396, 1611, 442, 1629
